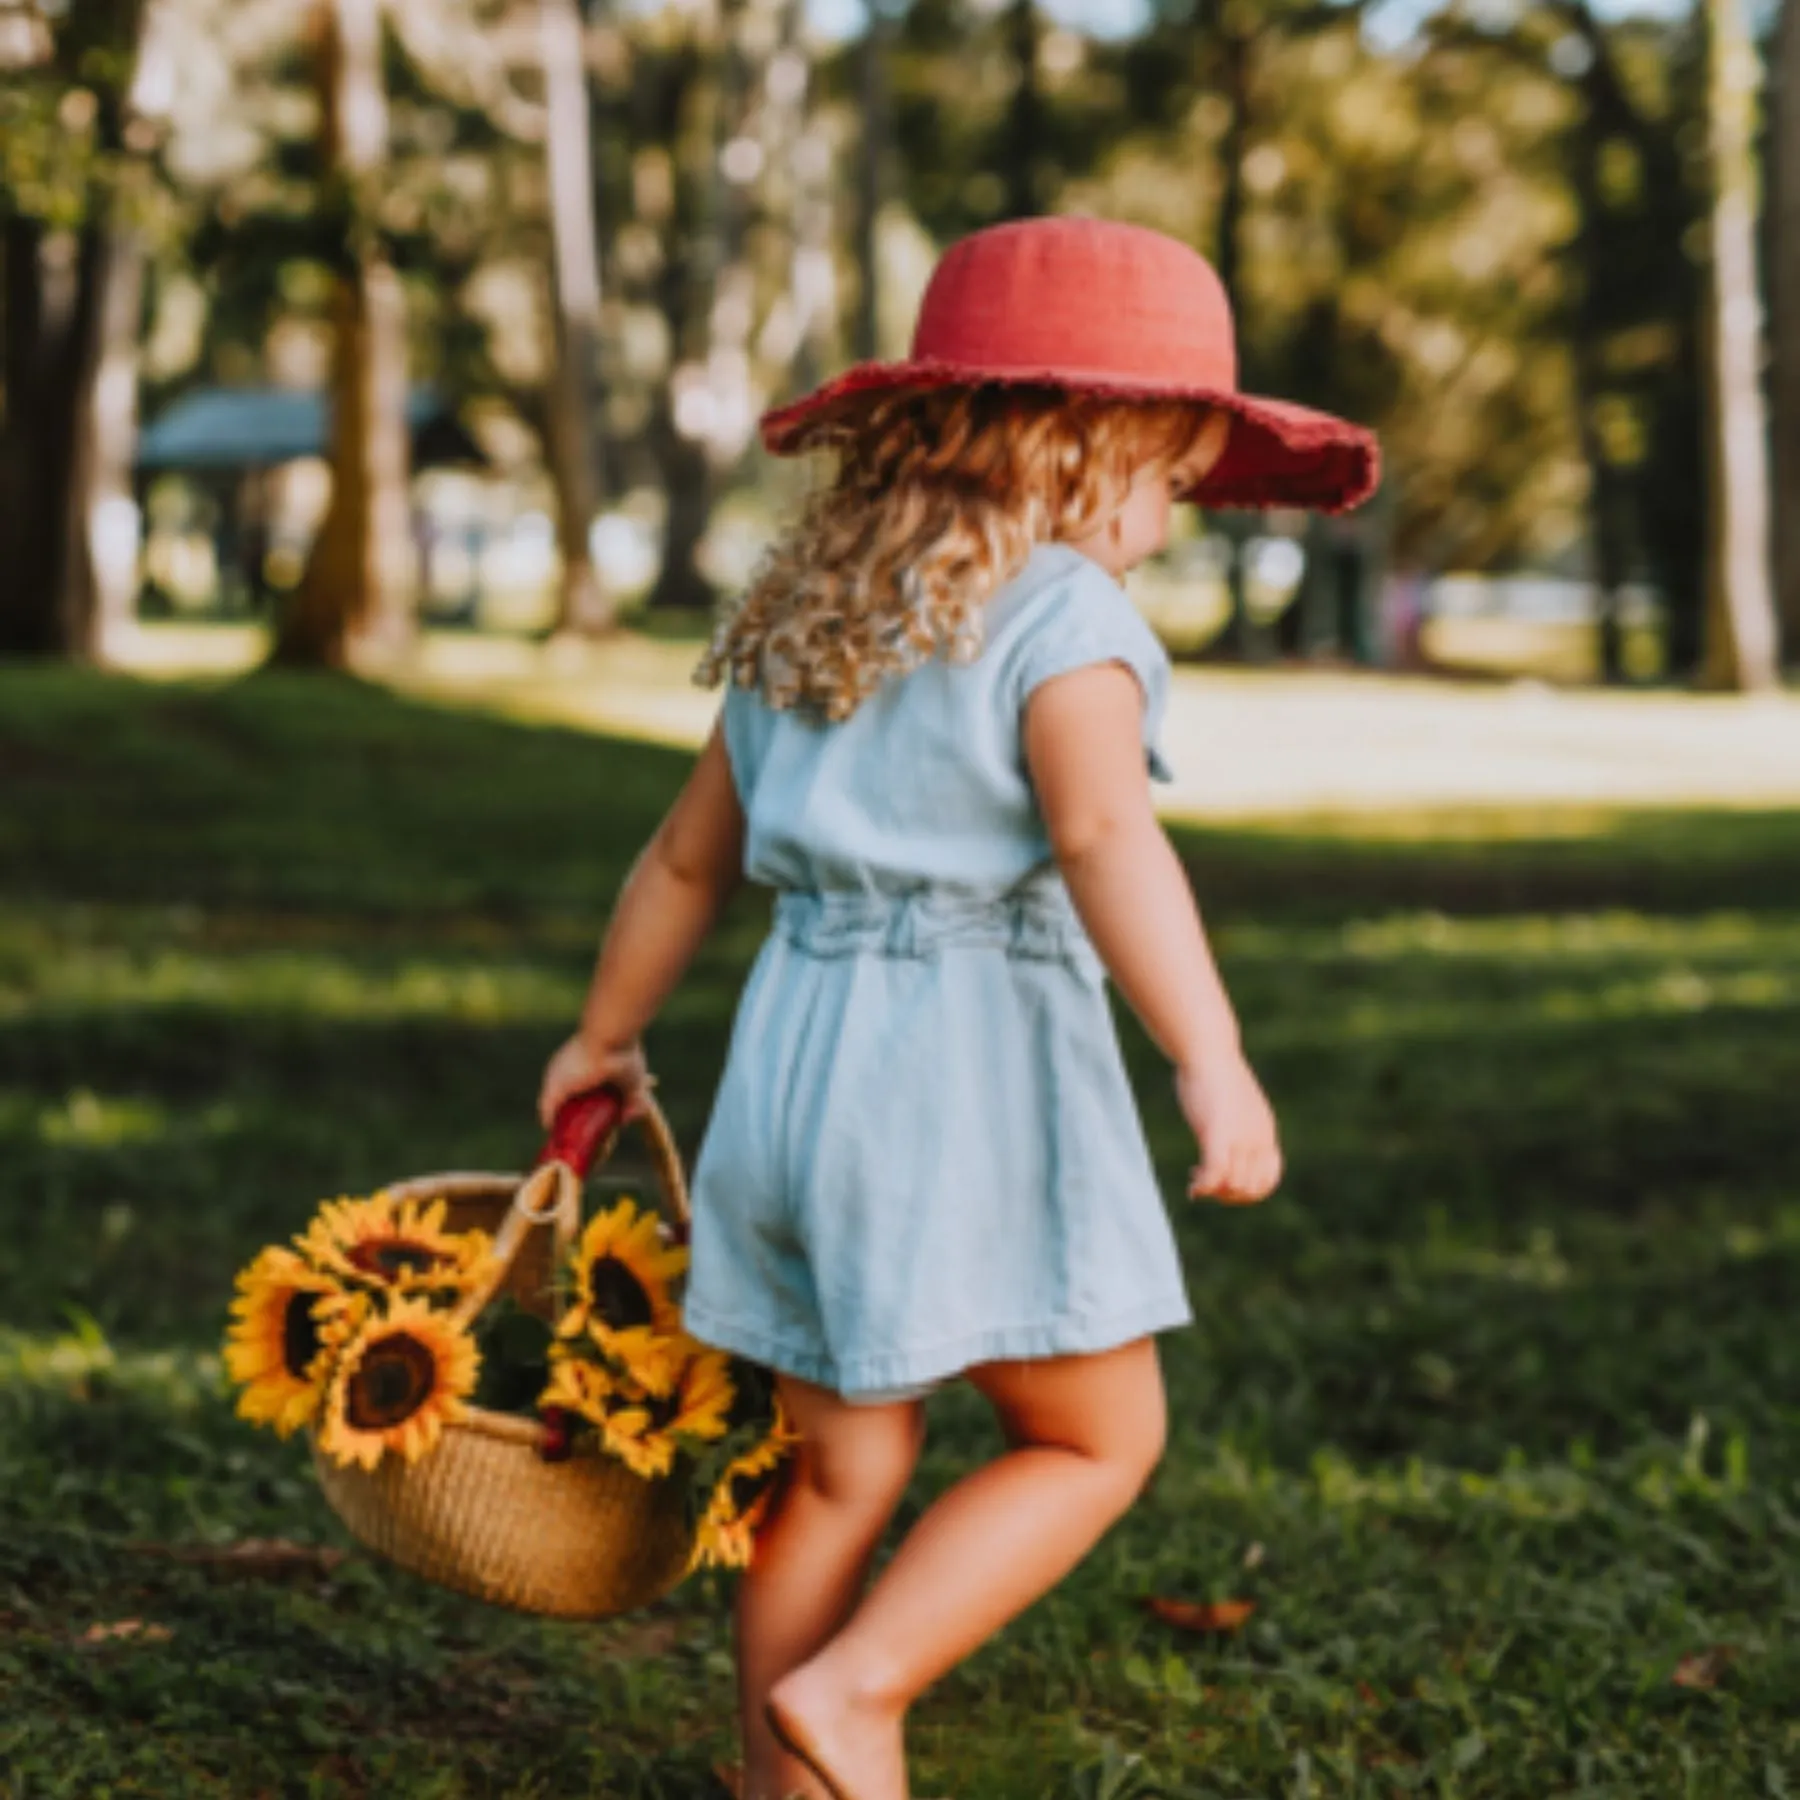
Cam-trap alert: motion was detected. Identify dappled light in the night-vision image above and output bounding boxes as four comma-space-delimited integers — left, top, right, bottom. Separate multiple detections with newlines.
1, 673, 1796, 1791
4, 0, 1799, 1781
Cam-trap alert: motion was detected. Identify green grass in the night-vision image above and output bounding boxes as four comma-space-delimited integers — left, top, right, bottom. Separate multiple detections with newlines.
1, 665, 1797, 1799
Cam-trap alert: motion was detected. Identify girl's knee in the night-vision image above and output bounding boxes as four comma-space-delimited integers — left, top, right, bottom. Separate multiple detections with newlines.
978, 1340, 1167, 1491
1120, 1394, 1167, 1491
791, 1404, 924, 1513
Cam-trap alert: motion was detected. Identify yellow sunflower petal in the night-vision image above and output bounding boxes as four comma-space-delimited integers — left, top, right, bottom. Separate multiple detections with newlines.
222, 1246, 357, 1439
688, 1433, 792, 1573
303, 1191, 492, 1296
585, 1322, 692, 1398
540, 1354, 619, 1426
561, 1200, 687, 1346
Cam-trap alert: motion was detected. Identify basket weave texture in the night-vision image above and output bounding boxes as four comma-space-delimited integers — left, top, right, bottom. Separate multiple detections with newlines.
309, 1097, 699, 1619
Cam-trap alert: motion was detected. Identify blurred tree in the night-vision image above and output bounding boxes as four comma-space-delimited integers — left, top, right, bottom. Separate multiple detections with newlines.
1429, 0, 1708, 682
539, 0, 612, 635
0, 0, 157, 661
851, 0, 894, 360
590, 0, 834, 612
1698, 0, 1779, 689
1773, 0, 1799, 663
1074, 9, 1570, 599
143, 0, 567, 632
273, 0, 414, 667
633, 6, 723, 611
1000, 0, 1045, 219
4, 0, 1770, 684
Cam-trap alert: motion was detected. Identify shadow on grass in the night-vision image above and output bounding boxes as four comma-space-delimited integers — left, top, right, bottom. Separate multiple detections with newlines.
3, 668, 1799, 1796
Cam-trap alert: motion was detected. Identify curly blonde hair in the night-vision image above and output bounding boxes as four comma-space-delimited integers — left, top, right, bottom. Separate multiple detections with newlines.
692, 385, 1229, 722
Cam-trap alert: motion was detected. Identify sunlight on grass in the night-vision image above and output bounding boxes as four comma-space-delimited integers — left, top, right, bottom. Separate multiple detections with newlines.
1176, 1423, 1756, 1524
3, 672, 1796, 1796
0, 1320, 221, 1407
1350, 966, 1795, 1036
1419, 1224, 1573, 1289
36, 1088, 168, 1146
1, 946, 582, 1024
1229, 909, 1799, 963
1227, 802, 1644, 843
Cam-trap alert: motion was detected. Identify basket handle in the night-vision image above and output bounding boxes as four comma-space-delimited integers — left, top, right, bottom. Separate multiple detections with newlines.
534, 1085, 627, 1178
539, 1084, 692, 1241
448, 1161, 579, 1334
446, 1084, 691, 1333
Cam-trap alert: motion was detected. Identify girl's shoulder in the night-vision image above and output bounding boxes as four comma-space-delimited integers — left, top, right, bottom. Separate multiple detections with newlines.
988, 544, 1168, 688
990, 544, 1174, 784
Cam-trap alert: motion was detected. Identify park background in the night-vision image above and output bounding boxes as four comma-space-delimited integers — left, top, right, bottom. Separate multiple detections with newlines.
4, 0, 1800, 1793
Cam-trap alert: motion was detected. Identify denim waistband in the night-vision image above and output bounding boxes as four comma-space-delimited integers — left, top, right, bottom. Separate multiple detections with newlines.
772, 885, 1100, 969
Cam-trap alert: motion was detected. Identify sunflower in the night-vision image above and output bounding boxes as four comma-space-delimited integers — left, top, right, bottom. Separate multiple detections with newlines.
541, 1338, 735, 1479
538, 1353, 664, 1476
223, 1246, 364, 1437
301, 1191, 492, 1297
538, 1351, 616, 1428
315, 1295, 480, 1471
689, 1412, 799, 1571
555, 1200, 688, 1394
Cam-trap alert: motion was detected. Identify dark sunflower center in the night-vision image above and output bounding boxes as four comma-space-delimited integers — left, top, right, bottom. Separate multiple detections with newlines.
724, 1363, 771, 1433
641, 1387, 684, 1431
587, 1254, 653, 1331
345, 1333, 438, 1429
347, 1238, 445, 1280
728, 1460, 781, 1515
281, 1292, 324, 1378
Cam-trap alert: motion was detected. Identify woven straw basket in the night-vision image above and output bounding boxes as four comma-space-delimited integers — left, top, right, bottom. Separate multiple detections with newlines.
310, 1089, 699, 1618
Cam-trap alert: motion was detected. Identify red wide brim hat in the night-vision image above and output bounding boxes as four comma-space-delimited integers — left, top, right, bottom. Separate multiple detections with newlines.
759, 215, 1380, 515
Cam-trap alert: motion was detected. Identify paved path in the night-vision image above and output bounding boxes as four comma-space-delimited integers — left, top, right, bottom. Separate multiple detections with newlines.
109, 622, 1800, 821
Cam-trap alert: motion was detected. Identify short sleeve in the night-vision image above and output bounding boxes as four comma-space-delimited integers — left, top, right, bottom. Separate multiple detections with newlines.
720, 679, 773, 804
1009, 558, 1176, 784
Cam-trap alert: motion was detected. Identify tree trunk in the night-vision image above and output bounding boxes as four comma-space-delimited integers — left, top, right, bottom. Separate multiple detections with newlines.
1204, 17, 1261, 663
0, 221, 109, 660
853, 0, 891, 362
1001, 0, 1042, 221
276, 0, 414, 669
646, 392, 717, 611
646, 4, 739, 614
540, 0, 613, 636
76, 233, 147, 660
774, 0, 832, 399
1569, 119, 1637, 686
1699, 0, 1780, 691
1773, 0, 1800, 665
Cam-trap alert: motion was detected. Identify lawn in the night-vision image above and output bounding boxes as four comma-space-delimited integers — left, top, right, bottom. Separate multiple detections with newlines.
1, 666, 1796, 1799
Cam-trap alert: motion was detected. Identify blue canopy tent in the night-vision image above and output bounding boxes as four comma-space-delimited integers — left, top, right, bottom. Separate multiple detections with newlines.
135, 386, 489, 615
136, 385, 487, 472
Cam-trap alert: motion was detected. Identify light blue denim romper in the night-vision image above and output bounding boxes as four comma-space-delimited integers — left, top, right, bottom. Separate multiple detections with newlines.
682, 541, 1195, 1403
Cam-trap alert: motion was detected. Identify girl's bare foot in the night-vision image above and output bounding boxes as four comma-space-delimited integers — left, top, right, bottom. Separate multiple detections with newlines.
735, 1748, 834, 1800
765, 1659, 908, 1800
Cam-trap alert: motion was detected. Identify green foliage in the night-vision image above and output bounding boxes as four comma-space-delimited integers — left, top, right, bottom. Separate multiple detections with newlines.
1, 669, 1797, 1794
470, 1297, 555, 1416
1, 0, 1736, 615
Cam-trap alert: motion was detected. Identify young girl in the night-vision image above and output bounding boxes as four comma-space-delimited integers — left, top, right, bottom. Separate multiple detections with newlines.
539, 215, 1379, 1800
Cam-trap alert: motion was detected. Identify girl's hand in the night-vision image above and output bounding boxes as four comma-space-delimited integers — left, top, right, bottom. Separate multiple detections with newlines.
1176, 1053, 1282, 1205
537, 1032, 657, 1133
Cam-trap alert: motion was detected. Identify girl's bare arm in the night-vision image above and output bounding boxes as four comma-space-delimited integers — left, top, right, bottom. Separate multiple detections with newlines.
573, 717, 747, 1053
1023, 663, 1280, 1202
1024, 664, 1236, 1066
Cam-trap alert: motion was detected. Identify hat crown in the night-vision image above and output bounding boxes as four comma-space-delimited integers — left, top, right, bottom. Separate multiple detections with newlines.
909, 216, 1238, 393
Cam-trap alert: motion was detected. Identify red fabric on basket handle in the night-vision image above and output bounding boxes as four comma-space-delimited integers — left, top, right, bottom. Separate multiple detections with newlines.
535, 1085, 626, 1179
531, 1083, 691, 1249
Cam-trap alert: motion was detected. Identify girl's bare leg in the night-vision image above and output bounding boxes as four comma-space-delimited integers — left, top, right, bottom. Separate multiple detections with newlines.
736, 1376, 926, 1800
765, 1338, 1167, 1800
